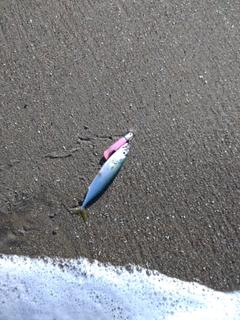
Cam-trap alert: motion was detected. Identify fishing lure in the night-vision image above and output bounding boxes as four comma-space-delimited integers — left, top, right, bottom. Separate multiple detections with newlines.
73, 142, 130, 220
103, 132, 133, 160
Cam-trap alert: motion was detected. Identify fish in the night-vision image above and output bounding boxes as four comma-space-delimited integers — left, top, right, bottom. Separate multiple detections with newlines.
73, 142, 130, 220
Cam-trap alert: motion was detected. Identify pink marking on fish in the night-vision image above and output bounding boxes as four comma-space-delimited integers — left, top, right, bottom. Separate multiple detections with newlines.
103, 132, 133, 160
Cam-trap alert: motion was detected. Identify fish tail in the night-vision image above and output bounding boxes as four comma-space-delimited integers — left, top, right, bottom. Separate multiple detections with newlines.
72, 207, 87, 221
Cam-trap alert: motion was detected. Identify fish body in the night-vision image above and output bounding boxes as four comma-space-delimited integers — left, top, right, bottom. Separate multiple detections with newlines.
74, 143, 129, 220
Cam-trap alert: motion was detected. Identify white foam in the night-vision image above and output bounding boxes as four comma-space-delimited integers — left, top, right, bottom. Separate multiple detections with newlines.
0, 254, 239, 319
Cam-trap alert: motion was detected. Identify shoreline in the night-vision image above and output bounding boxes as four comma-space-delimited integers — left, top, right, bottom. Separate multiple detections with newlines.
1, 0, 239, 293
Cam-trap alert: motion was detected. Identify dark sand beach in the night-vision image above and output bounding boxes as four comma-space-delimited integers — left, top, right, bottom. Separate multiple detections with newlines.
1, 0, 239, 292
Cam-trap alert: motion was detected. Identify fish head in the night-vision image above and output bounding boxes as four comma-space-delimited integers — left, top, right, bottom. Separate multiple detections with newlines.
112, 142, 129, 161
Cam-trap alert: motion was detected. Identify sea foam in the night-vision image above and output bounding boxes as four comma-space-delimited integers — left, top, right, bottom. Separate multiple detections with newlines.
0, 254, 239, 319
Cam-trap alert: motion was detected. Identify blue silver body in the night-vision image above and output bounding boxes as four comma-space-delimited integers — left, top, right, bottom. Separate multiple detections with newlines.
81, 143, 129, 208
74, 143, 130, 219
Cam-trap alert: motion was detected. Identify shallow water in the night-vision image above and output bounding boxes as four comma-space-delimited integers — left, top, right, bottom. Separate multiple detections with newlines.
0, 255, 239, 320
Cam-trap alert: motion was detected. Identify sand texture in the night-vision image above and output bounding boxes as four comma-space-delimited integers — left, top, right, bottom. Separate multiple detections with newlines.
1, 0, 239, 291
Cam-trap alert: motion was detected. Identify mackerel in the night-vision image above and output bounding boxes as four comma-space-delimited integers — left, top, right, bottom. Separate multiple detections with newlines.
73, 142, 130, 220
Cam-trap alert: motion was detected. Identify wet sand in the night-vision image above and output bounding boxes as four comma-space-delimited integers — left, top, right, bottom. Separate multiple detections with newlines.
1, 0, 239, 292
